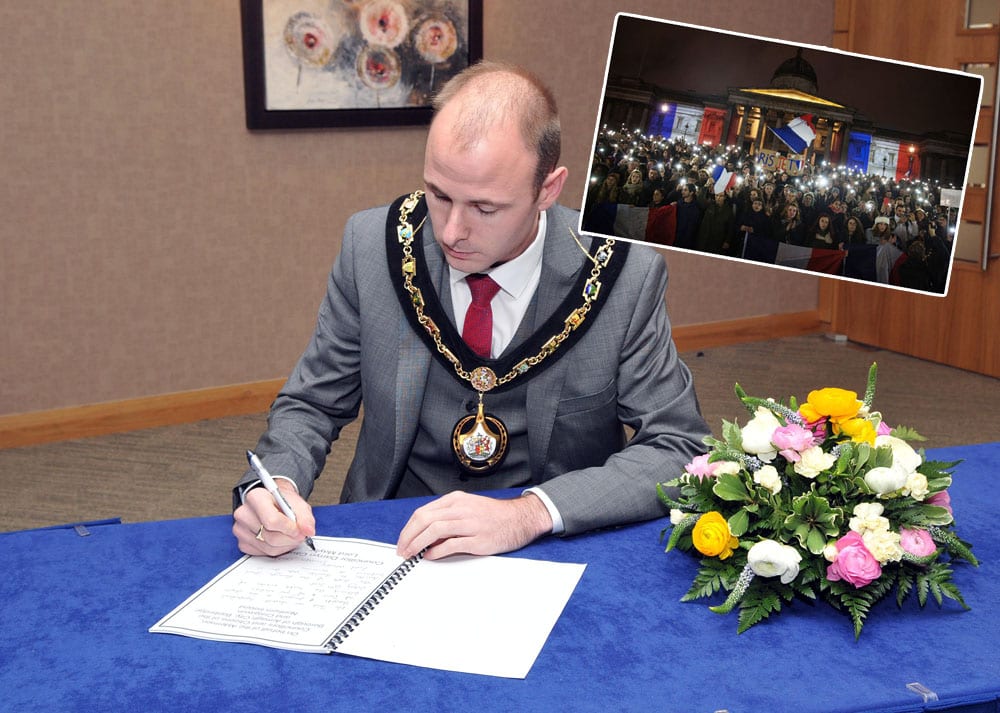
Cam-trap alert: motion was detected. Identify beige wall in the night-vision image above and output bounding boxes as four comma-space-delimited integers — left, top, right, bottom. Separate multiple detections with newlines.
0, 1, 833, 416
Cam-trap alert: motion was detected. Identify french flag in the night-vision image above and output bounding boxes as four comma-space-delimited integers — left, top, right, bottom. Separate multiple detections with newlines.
769, 115, 816, 154
743, 234, 844, 274
743, 235, 878, 280
582, 203, 677, 246
711, 164, 736, 195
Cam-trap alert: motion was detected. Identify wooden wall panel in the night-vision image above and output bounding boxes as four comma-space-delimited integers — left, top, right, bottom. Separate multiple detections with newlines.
830, 0, 1000, 377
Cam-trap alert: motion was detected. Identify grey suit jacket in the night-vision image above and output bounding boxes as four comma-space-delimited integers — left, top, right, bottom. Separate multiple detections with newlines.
238, 201, 709, 535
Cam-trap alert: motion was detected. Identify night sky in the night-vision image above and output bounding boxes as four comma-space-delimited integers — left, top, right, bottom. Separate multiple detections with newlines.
606, 14, 982, 138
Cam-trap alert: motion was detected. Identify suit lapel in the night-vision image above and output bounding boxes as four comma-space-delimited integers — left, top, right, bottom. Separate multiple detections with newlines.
527, 207, 589, 482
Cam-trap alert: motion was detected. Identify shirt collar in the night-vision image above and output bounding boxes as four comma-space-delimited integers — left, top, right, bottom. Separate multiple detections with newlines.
448, 210, 547, 300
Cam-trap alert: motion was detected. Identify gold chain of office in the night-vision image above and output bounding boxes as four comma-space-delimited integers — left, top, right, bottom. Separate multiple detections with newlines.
395, 189, 616, 395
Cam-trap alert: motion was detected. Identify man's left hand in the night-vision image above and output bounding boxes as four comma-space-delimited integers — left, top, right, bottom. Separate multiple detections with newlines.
396, 491, 553, 560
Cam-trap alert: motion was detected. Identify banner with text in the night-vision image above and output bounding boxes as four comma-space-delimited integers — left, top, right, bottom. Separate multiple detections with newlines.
756, 148, 805, 175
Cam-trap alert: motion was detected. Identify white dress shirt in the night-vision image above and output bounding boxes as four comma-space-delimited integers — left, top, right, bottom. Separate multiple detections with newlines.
448, 211, 547, 359
446, 210, 565, 534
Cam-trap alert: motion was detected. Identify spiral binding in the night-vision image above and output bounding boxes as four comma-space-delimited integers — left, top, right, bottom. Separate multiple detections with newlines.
326, 550, 425, 650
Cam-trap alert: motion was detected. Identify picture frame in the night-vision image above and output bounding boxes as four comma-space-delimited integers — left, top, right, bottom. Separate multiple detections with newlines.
581, 13, 982, 296
240, 0, 483, 130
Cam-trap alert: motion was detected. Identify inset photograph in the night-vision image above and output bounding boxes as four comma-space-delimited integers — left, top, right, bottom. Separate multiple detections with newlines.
581, 14, 983, 295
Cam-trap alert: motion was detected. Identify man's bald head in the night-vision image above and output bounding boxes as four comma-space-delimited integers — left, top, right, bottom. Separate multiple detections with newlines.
432, 61, 561, 196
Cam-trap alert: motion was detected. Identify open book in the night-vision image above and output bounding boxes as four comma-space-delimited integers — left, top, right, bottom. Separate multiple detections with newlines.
150, 537, 585, 678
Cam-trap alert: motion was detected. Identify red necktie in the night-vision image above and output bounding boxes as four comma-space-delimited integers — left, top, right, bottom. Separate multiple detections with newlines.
462, 274, 501, 358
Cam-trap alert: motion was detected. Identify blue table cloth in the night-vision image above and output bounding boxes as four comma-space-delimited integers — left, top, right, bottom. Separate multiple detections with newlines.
2, 443, 998, 712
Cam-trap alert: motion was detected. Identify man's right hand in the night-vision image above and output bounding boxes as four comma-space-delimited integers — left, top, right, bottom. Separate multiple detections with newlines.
232, 480, 316, 557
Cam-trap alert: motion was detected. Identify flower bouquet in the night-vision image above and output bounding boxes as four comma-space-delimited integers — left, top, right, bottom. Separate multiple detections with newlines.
658, 364, 977, 638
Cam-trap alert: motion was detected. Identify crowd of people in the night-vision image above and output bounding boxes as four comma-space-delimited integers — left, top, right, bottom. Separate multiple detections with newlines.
583, 126, 959, 292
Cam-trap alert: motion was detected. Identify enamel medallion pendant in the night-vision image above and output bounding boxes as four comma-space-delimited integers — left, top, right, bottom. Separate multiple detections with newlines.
452, 394, 508, 475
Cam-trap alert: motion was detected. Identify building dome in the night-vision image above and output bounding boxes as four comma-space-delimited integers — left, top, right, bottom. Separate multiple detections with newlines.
771, 49, 818, 95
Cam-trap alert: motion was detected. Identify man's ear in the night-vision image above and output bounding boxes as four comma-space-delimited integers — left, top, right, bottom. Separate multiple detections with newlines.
536, 166, 569, 211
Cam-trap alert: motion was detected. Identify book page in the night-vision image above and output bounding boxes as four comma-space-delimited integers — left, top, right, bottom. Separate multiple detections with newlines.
150, 538, 404, 653
334, 553, 586, 678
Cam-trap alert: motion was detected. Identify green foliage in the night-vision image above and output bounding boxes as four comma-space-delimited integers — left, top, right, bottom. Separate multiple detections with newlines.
662, 514, 696, 553
916, 562, 970, 610
890, 425, 927, 442
713, 473, 751, 502
737, 585, 782, 634
682, 558, 739, 602
783, 494, 843, 554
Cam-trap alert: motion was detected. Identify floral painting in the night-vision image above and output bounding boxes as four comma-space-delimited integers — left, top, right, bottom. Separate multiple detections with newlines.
242, 0, 480, 128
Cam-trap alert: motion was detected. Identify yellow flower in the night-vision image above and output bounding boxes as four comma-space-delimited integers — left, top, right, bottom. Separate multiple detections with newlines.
836, 417, 876, 445
799, 387, 862, 424
692, 512, 739, 560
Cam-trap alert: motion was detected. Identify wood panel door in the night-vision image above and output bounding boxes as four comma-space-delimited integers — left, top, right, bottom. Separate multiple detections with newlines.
828, 0, 1000, 377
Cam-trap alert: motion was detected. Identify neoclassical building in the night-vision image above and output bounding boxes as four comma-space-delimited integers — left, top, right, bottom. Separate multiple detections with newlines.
600, 49, 971, 186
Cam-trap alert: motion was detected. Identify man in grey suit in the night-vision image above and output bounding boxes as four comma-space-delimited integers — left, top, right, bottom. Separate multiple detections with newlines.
233, 61, 709, 560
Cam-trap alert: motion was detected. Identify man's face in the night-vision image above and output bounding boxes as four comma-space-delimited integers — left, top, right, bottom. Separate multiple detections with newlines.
423, 105, 561, 273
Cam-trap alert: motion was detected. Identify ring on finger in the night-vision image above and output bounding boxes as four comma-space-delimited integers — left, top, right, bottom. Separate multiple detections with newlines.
255, 525, 266, 542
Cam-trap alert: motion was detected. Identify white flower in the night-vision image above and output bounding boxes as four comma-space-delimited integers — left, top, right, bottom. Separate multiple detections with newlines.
905, 472, 929, 501
753, 464, 782, 494
740, 407, 781, 462
875, 435, 922, 474
748, 540, 802, 584
853, 502, 885, 519
670, 509, 688, 525
865, 466, 908, 495
713, 460, 741, 476
793, 445, 836, 478
849, 502, 889, 533
862, 528, 903, 564
823, 543, 839, 562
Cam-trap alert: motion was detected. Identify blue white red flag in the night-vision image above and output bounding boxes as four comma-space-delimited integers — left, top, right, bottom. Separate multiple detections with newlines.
582, 203, 677, 246
743, 235, 878, 280
769, 115, 816, 154
710, 165, 736, 195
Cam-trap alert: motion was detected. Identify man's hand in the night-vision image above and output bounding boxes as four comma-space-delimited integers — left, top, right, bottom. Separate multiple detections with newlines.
396, 491, 553, 560
232, 479, 316, 557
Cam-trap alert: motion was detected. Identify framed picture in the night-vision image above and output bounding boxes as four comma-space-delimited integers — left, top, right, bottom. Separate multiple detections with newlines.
240, 0, 483, 130
581, 13, 982, 296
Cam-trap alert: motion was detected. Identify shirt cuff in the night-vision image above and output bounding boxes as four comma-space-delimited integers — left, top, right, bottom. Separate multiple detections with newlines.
523, 487, 565, 535
238, 475, 300, 504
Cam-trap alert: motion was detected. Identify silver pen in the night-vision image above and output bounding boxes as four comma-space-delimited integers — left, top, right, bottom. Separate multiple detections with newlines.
246, 450, 315, 551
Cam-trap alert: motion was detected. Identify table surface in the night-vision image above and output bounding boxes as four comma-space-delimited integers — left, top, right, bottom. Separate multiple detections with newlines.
2, 443, 998, 713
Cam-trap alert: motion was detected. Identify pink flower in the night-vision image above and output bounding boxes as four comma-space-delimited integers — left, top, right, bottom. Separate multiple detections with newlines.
900, 528, 937, 557
876, 421, 893, 437
798, 412, 829, 440
826, 531, 882, 588
771, 424, 816, 462
684, 453, 719, 479
926, 490, 953, 515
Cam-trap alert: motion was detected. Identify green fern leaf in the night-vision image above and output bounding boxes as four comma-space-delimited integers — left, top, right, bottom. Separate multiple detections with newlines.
682, 559, 737, 601
736, 587, 782, 634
